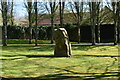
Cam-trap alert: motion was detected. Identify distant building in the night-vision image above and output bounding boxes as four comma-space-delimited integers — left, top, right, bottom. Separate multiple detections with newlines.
16, 6, 114, 26
37, 6, 114, 26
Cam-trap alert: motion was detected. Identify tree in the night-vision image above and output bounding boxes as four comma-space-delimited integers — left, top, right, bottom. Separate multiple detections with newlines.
44, 0, 58, 44
59, 0, 65, 27
34, 0, 38, 46
112, 2, 117, 45
89, 2, 97, 45
7, 0, 14, 25
106, 1, 119, 45
24, 0, 33, 44
118, 2, 120, 43
96, 2, 101, 43
10, 0, 14, 25
69, 0, 84, 43
111, 2, 120, 45
1, 0, 8, 46
116, 1, 120, 44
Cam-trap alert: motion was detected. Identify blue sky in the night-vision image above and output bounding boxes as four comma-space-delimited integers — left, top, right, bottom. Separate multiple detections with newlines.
0, 0, 27, 17
14, 0, 27, 18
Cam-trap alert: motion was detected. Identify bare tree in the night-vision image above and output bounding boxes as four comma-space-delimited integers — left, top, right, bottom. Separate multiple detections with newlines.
59, 0, 65, 27
44, 0, 58, 44
96, 2, 101, 43
10, 0, 14, 25
112, 2, 117, 45
69, 0, 84, 43
24, 0, 33, 44
7, 0, 14, 25
106, 1, 119, 45
118, 2, 120, 43
34, 0, 38, 46
89, 2, 97, 45
115, 2, 120, 44
1, 0, 8, 46
111, 2, 120, 45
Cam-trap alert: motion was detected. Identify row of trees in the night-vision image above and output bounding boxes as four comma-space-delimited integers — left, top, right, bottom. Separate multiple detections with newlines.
1, 0, 14, 46
0, 0, 120, 46
88, 1, 120, 45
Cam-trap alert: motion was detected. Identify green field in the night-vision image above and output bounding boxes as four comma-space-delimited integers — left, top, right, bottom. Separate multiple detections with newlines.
7, 39, 51, 44
1, 45, 119, 80
6, 39, 92, 44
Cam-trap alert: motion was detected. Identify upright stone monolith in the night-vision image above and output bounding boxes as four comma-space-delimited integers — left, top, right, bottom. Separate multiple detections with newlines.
54, 28, 72, 57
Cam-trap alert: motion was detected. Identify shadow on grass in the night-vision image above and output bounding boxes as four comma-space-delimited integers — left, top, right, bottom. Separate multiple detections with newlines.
21, 55, 55, 58
2, 55, 18, 57
2, 64, 119, 80
2, 54, 119, 60
0, 58, 22, 60
2, 54, 72, 58
74, 55, 120, 57
2, 46, 102, 51
1, 57, 119, 80
2, 71, 119, 80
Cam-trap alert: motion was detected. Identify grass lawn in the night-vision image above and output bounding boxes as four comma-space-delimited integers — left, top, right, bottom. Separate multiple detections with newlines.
1, 45, 119, 80
6, 39, 94, 44
7, 39, 51, 44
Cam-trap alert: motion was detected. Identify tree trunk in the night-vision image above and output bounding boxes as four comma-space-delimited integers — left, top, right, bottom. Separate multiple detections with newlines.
50, 2, 56, 44
29, 12, 32, 44
78, 26, 80, 43
96, 2, 100, 43
118, 2, 120, 43
114, 18, 118, 45
114, 23, 118, 45
116, 2, 120, 44
62, 2, 65, 26
2, 1, 7, 46
97, 25, 100, 43
59, 1, 62, 27
28, 2, 32, 44
97, 14, 100, 43
91, 24, 96, 45
51, 16, 54, 44
10, 0, 14, 25
112, 2, 118, 45
77, 12, 80, 43
91, 2, 96, 45
59, 1, 65, 28
74, 2, 81, 43
35, 1, 38, 46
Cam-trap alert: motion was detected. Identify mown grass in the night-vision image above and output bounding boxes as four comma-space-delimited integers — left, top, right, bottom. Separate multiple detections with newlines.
6, 39, 94, 44
7, 39, 51, 44
1, 45, 119, 80
0, 39, 114, 45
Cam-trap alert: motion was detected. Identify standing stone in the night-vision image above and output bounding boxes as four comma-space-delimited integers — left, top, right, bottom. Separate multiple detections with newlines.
54, 28, 72, 57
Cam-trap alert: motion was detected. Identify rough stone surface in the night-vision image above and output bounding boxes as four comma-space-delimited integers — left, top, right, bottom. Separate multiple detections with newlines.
53, 28, 72, 57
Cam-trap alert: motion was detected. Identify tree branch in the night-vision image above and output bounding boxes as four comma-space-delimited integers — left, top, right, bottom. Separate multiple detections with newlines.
69, 2, 77, 19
